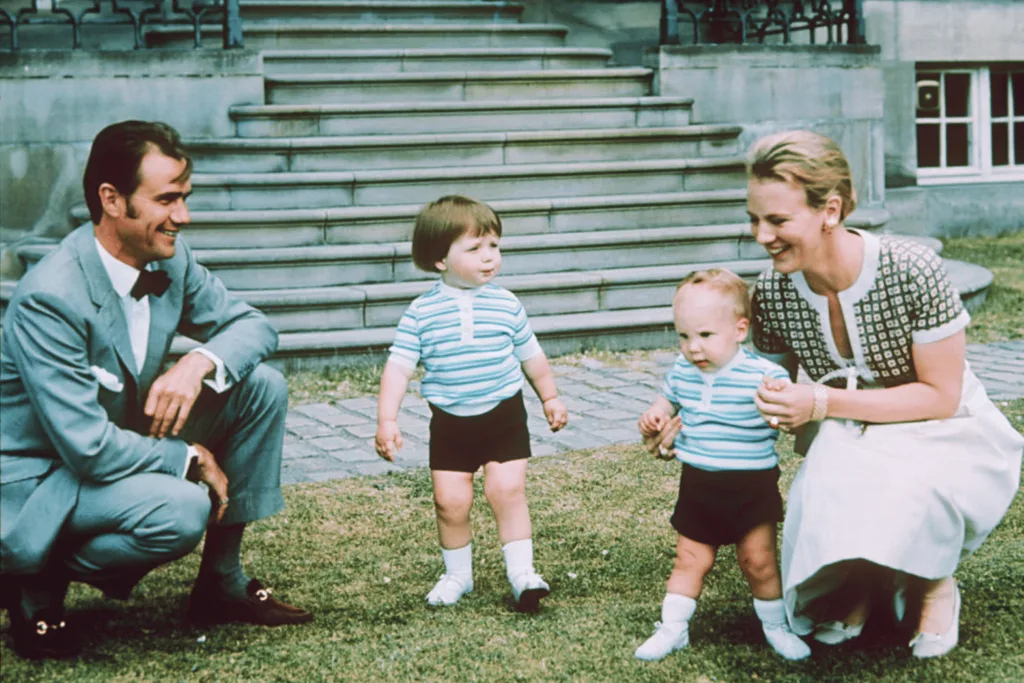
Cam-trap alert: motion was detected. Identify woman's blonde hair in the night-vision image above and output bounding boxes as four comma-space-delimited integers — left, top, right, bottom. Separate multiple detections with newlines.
746, 130, 857, 220
675, 268, 751, 321
411, 195, 502, 273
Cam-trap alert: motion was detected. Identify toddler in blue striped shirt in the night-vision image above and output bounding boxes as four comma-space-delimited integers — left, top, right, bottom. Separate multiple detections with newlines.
634, 269, 810, 662
375, 195, 568, 613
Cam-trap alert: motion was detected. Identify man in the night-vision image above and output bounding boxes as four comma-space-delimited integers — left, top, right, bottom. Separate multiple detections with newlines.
0, 120, 311, 660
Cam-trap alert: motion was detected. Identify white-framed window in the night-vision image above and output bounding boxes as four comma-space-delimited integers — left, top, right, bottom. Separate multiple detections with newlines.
915, 64, 1024, 185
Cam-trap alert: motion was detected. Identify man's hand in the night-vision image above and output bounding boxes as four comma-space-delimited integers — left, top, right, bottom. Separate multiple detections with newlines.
186, 443, 230, 525
145, 351, 214, 438
375, 420, 403, 462
543, 397, 568, 432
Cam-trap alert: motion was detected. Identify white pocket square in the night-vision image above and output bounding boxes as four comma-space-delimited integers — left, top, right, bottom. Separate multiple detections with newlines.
90, 365, 124, 392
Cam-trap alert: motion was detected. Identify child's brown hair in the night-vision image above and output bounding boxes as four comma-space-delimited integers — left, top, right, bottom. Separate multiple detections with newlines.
411, 195, 503, 273
674, 268, 751, 320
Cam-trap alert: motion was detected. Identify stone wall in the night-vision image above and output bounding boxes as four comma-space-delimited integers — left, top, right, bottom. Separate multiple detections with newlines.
864, 0, 1024, 187
0, 49, 263, 245
647, 44, 886, 210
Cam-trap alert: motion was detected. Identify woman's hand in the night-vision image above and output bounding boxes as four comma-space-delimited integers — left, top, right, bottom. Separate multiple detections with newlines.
755, 377, 815, 431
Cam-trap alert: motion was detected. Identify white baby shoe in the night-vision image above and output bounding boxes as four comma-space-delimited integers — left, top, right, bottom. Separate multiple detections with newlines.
425, 573, 473, 607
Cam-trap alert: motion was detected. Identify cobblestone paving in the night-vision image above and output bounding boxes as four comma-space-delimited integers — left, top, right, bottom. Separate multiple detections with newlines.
281, 341, 1024, 484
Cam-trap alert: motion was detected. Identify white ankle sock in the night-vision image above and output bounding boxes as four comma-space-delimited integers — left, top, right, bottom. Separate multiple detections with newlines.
502, 538, 535, 581
753, 597, 788, 625
753, 597, 811, 660
663, 593, 697, 624
442, 543, 472, 580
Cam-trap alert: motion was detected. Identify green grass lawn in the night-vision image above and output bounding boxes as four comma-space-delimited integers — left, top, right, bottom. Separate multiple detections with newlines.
943, 230, 1024, 343
3, 400, 1022, 682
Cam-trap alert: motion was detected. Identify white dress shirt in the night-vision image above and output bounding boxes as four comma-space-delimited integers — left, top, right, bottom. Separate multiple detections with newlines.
94, 238, 230, 390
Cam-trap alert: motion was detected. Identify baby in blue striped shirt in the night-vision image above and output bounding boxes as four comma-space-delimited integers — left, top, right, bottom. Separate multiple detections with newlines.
375, 195, 568, 613
633, 269, 810, 662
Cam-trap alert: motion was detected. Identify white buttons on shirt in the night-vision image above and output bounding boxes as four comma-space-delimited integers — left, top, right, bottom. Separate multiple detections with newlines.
458, 299, 474, 344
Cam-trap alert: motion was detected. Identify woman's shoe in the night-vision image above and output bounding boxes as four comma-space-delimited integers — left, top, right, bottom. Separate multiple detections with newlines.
812, 620, 864, 645
910, 581, 960, 658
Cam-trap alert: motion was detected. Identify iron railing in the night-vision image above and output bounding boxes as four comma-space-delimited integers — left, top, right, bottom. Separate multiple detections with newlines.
0, 0, 864, 51
0, 0, 242, 49
660, 0, 865, 45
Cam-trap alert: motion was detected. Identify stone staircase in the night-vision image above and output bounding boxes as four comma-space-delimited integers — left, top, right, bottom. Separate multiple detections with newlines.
8, 0, 990, 368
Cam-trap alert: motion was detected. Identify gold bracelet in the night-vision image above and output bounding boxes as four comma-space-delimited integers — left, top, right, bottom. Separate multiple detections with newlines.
810, 385, 828, 422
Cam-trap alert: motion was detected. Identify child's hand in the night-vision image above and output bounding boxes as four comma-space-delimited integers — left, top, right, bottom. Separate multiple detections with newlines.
374, 420, 403, 462
543, 397, 568, 432
761, 374, 791, 392
642, 414, 682, 460
637, 409, 668, 437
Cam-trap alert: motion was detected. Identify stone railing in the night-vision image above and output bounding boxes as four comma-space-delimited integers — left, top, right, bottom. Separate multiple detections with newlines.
0, 0, 243, 49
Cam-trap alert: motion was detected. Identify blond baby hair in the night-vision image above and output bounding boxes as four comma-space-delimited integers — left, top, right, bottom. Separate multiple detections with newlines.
674, 268, 750, 321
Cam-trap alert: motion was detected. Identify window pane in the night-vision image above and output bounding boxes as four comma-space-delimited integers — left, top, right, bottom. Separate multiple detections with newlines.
917, 123, 940, 167
1015, 122, 1024, 166
1013, 73, 1024, 117
917, 71, 941, 118
944, 73, 970, 117
991, 71, 1009, 118
946, 123, 970, 167
992, 123, 1009, 166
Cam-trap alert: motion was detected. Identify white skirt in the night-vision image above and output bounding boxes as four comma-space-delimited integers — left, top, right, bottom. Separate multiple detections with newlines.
782, 368, 1024, 634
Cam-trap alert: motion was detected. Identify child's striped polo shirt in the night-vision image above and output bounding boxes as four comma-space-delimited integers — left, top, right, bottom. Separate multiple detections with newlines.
664, 348, 790, 471
389, 281, 542, 416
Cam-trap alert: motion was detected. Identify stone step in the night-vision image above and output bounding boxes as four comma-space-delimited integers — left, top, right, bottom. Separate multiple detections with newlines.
175, 254, 989, 369
230, 96, 694, 137
238, 0, 525, 26
264, 67, 653, 105
69, 188, 753, 247
233, 256, 771, 334
187, 157, 748, 211
170, 305, 682, 369
261, 47, 613, 75
145, 22, 568, 50
186, 125, 743, 174
194, 222, 763, 292
27, 209, 889, 298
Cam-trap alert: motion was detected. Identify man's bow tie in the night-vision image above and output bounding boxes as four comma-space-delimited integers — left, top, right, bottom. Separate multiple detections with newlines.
130, 270, 171, 300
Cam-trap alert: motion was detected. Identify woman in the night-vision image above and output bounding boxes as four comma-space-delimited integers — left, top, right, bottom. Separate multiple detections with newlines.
648, 130, 1022, 658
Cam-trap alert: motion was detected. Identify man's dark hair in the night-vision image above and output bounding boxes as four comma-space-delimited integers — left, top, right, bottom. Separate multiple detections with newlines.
83, 120, 192, 223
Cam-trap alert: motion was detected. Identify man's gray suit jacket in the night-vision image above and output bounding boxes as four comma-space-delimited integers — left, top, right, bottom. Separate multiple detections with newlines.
0, 224, 278, 575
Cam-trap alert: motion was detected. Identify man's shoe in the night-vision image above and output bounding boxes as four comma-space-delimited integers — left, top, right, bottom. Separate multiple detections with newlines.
187, 578, 312, 627
9, 607, 80, 660
509, 571, 550, 613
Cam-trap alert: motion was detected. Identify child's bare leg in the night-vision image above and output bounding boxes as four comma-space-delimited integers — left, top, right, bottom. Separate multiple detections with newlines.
738, 523, 811, 660
432, 470, 475, 549
483, 459, 548, 611
482, 459, 530, 544
635, 535, 714, 661
427, 470, 475, 606
735, 522, 782, 600
666, 534, 716, 598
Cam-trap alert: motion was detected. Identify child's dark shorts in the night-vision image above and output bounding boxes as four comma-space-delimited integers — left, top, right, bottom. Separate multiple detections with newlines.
670, 463, 783, 546
428, 392, 532, 473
